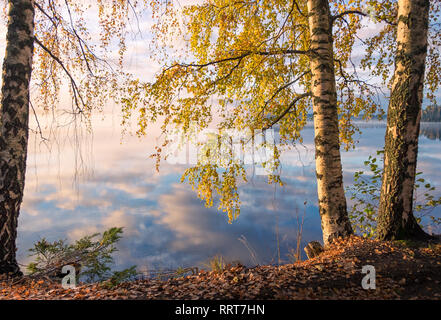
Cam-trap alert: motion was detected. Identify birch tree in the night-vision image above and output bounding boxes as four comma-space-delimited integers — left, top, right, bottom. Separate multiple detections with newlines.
354, 0, 441, 240
307, 0, 353, 244
0, 0, 35, 276
377, 0, 436, 240
0, 0, 146, 276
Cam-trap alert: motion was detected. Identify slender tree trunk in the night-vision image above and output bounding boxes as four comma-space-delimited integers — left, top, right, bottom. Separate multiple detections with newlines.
0, 0, 35, 275
377, 0, 432, 241
307, 0, 352, 247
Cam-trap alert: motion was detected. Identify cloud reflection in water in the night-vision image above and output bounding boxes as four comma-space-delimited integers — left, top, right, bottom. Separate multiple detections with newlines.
17, 118, 441, 271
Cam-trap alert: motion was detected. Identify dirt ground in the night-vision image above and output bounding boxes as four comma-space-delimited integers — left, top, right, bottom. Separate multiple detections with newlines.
1, 236, 440, 300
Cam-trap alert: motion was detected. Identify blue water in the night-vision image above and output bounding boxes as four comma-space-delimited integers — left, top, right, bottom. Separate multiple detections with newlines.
16, 120, 441, 273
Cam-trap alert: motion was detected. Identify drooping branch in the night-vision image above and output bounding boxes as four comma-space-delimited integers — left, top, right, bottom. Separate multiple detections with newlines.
35, 1, 59, 28
34, 36, 86, 114
334, 57, 383, 93
163, 49, 311, 73
263, 92, 311, 130
29, 101, 49, 143
292, 0, 307, 17
35, 0, 117, 74
257, 70, 311, 121
64, 0, 95, 77
210, 56, 245, 88
332, 10, 367, 22
332, 9, 397, 26
274, 0, 306, 39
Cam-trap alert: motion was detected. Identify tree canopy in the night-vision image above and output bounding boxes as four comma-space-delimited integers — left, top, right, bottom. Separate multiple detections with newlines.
0, 0, 149, 275
1, 0, 148, 124
356, 0, 441, 106
123, 0, 389, 222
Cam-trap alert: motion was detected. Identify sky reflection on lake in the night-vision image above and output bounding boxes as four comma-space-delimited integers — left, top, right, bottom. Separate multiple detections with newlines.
16, 118, 441, 273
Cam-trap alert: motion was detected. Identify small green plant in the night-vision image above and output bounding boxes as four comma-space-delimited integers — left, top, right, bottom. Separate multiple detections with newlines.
27, 227, 138, 285
101, 266, 138, 288
394, 239, 425, 248
174, 266, 187, 277
347, 150, 441, 238
204, 255, 226, 273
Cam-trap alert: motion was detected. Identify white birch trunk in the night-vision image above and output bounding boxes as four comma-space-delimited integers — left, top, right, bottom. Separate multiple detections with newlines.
307, 0, 353, 247
377, 0, 431, 240
0, 0, 35, 275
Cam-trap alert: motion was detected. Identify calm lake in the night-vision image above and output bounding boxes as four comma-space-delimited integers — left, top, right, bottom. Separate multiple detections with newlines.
17, 119, 441, 273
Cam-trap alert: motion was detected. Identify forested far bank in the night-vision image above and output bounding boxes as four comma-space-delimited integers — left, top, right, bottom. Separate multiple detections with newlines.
422, 106, 441, 122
